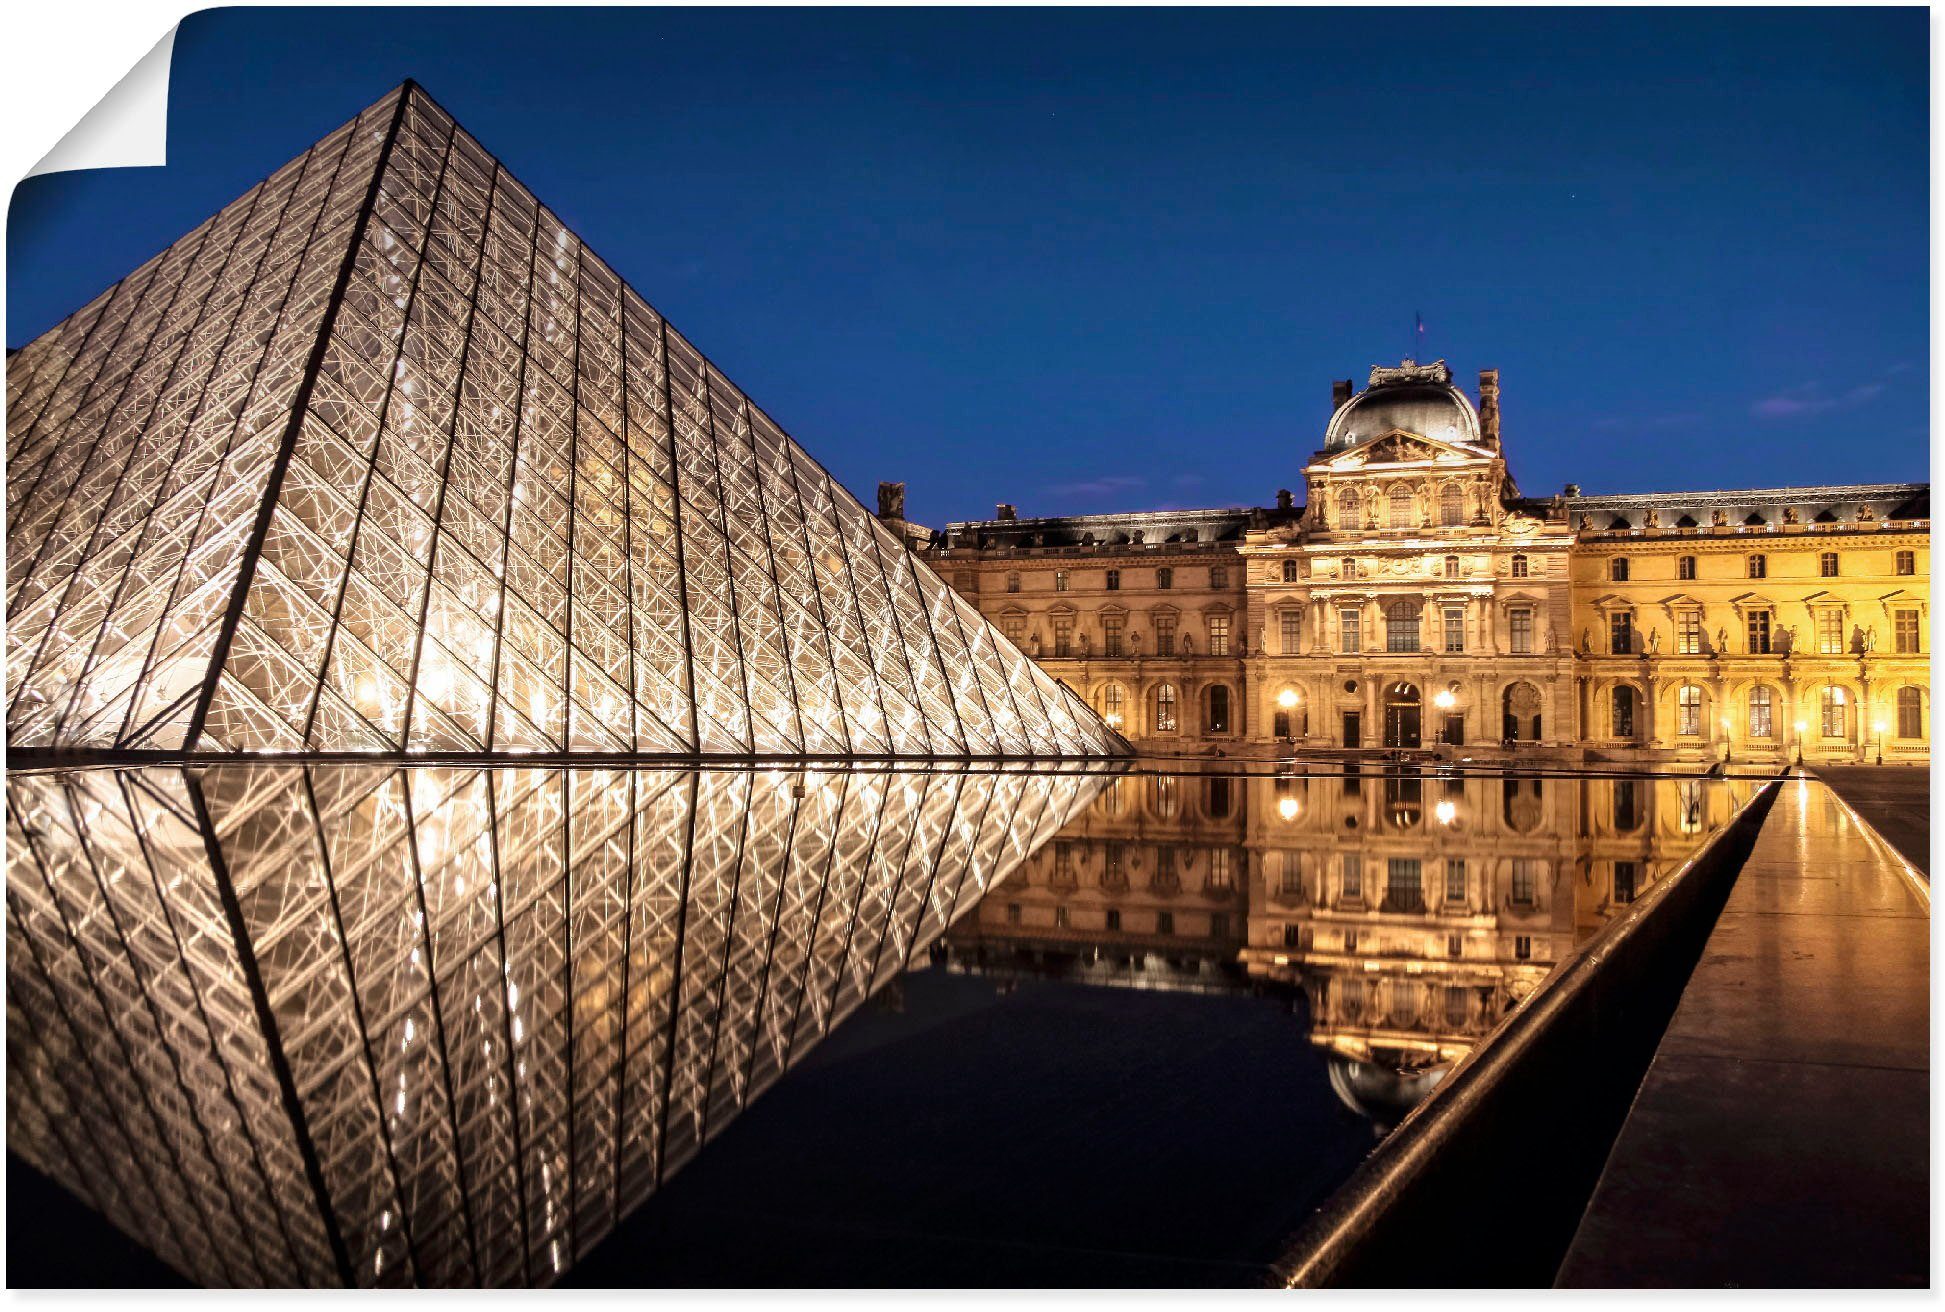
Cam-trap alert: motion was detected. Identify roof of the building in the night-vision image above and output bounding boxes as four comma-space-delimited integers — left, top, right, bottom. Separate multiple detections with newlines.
1323, 359, 1482, 453
1566, 481, 1927, 529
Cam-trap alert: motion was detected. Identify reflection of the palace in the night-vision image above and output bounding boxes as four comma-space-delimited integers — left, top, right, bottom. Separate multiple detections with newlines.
5, 764, 1106, 1287
943, 767, 1754, 1120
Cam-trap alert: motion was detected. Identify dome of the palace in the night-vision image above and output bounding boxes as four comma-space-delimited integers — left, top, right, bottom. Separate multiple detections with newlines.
1324, 359, 1482, 452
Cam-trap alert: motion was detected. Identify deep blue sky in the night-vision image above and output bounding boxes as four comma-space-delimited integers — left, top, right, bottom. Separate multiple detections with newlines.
9, 7, 1928, 524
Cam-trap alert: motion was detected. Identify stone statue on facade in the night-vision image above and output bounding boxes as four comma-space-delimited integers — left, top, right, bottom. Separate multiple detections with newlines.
1783, 506, 1800, 524
876, 481, 906, 520
1645, 507, 1660, 529
1648, 629, 1661, 655
1716, 626, 1729, 654
1181, 633, 1195, 655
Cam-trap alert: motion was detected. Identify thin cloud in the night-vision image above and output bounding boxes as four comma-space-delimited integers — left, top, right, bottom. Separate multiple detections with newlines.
1751, 375, 1894, 419
1044, 474, 1146, 498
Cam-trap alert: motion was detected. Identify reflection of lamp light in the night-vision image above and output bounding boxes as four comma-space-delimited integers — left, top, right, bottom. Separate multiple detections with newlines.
1278, 796, 1300, 821
1435, 799, 1457, 825
1276, 688, 1299, 709
1433, 689, 1457, 710
1105, 713, 1124, 728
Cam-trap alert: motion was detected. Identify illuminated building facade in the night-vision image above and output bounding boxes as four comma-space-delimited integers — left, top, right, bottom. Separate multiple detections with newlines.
4, 762, 1107, 1286
5, 83, 1120, 760
926, 364, 1927, 763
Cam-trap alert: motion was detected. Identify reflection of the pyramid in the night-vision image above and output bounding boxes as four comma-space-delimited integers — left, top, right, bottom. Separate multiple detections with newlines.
6, 763, 1109, 1286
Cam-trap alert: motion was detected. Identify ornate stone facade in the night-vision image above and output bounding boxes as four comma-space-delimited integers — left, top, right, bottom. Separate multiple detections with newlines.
918, 360, 1930, 764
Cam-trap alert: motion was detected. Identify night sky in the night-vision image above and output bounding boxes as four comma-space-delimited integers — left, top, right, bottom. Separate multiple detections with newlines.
7, 7, 1928, 526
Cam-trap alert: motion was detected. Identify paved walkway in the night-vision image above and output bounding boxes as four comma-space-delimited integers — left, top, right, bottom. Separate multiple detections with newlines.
1814, 765, 1930, 876
1557, 777, 1929, 1288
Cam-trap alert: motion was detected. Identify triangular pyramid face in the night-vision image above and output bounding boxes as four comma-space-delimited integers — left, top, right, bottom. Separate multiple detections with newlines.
7, 84, 1124, 757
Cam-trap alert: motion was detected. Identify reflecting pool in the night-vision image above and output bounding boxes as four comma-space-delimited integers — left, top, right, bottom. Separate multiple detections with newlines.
6, 764, 1756, 1287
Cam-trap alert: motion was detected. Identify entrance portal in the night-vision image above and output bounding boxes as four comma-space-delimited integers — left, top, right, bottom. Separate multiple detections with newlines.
1342, 711, 1362, 749
1383, 681, 1422, 748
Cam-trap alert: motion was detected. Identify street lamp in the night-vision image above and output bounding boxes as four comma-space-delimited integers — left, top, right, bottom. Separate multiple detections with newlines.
1874, 719, 1887, 765
1720, 715, 1733, 764
1794, 719, 1807, 767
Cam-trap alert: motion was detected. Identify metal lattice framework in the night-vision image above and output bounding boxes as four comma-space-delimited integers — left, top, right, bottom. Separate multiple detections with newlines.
6, 82, 1124, 758
5, 762, 1108, 1285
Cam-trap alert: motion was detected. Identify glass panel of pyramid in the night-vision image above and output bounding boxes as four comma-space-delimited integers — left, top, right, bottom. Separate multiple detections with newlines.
5, 762, 1110, 1285
6, 82, 1125, 757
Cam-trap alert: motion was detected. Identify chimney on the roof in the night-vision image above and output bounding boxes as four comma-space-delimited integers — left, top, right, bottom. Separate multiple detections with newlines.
1478, 368, 1501, 447
995, 503, 1017, 521
1332, 378, 1355, 409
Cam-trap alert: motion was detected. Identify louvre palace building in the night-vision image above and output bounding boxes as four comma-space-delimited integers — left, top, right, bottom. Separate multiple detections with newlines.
918, 359, 1930, 765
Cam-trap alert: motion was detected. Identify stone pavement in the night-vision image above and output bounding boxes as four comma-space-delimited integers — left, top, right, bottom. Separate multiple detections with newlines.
1556, 776, 1929, 1288
1814, 765, 1930, 876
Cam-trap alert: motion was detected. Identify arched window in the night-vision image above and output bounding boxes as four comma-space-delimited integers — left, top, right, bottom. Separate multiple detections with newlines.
1281, 559, 1300, 582
1204, 685, 1232, 734
1098, 683, 1126, 727
1387, 484, 1414, 529
1677, 685, 1703, 736
1338, 487, 1358, 526
1897, 686, 1924, 739
1821, 686, 1849, 738
1440, 483, 1465, 526
1748, 687, 1774, 739
1153, 683, 1178, 734
1611, 685, 1636, 738
1385, 600, 1421, 652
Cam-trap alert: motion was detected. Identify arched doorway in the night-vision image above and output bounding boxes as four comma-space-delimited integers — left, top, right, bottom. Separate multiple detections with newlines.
1383, 681, 1422, 748
1610, 685, 1637, 739
1503, 681, 1543, 742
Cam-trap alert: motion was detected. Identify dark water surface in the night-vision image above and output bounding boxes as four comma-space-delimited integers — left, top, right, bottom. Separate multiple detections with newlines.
6, 763, 1750, 1286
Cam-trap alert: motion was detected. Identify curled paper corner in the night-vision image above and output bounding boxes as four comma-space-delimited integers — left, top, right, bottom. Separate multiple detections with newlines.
27, 26, 177, 179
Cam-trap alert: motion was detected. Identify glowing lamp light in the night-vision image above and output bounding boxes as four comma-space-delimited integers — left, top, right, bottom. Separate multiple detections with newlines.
1433, 689, 1457, 711
1434, 799, 1458, 826
1276, 688, 1300, 709
1105, 713, 1124, 728
1277, 796, 1300, 822
1874, 721, 1888, 735
1794, 720, 1808, 734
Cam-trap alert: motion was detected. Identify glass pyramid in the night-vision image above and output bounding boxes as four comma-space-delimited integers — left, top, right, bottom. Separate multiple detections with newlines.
6, 762, 1110, 1285
6, 83, 1124, 758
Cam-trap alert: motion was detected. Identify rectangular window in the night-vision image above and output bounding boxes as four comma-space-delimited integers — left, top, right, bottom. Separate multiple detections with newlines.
1341, 854, 1363, 901
1896, 550, 1916, 576
1207, 613, 1232, 656
1610, 557, 1630, 582
1444, 858, 1466, 903
1678, 555, 1696, 581
1514, 935, 1533, 961
1001, 614, 1026, 645
1105, 908, 1121, 932
1386, 858, 1424, 913
1677, 611, 1703, 655
1386, 605, 1419, 653
1820, 552, 1839, 578
1156, 567, 1173, 590
1339, 607, 1362, 654
1614, 861, 1638, 905
1444, 555, 1460, 579
1154, 614, 1176, 655
1747, 609, 1772, 654
1210, 566, 1228, 589
1444, 606, 1465, 653
1511, 555, 1529, 579
1898, 689, 1923, 740
1104, 568, 1120, 591
1006, 572, 1021, 593
954, 571, 976, 591
1748, 554, 1767, 579
1508, 608, 1533, 655
1054, 905, 1070, 929
1895, 609, 1920, 654
1511, 858, 1540, 905
1609, 611, 1633, 655
1052, 615, 1073, 657
1818, 610, 1844, 654
1103, 614, 1125, 656
1155, 911, 1175, 936
1210, 912, 1232, 940
1054, 570, 1070, 592
1208, 848, 1234, 892
1280, 609, 1302, 654
1749, 688, 1774, 739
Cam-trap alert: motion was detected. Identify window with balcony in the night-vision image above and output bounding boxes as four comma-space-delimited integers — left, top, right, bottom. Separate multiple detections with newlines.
1103, 614, 1124, 656
1052, 615, 1074, 657
1897, 686, 1923, 739
1818, 609, 1845, 654
1609, 611, 1633, 655
1821, 685, 1848, 738
1747, 609, 1772, 654
1677, 611, 1703, 655
1385, 600, 1420, 652
1677, 684, 1703, 735
1154, 612, 1176, 655
1508, 608, 1533, 655
1748, 686, 1774, 738
1895, 608, 1921, 654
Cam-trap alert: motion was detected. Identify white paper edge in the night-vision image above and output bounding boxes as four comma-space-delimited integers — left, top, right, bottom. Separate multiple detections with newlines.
26, 24, 176, 178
